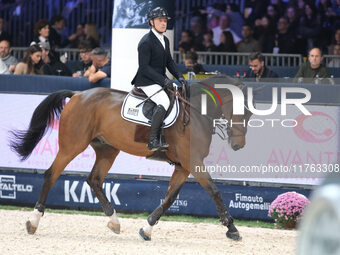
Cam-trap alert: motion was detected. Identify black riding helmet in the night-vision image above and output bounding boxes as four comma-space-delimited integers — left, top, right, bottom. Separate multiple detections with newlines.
148, 7, 171, 26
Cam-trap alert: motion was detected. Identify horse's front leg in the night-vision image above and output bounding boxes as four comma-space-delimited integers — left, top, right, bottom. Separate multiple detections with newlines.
191, 162, 241, 241
87, 145, 121, 234
139, 165, 190, 241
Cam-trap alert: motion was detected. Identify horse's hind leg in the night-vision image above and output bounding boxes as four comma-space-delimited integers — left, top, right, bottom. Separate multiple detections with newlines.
139, 165, 190, 241
26, 150, 80, 234
86, 140, 120, 234
191, 168, 241, 241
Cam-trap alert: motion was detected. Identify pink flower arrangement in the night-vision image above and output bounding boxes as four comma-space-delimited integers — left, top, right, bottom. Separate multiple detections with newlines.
268, 191, 310, 229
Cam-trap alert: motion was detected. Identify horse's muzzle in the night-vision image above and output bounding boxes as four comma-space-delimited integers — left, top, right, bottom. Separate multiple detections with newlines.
232, 144, 242, 151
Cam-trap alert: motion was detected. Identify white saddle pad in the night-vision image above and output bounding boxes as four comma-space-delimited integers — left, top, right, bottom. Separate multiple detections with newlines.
121, 93, 179, 128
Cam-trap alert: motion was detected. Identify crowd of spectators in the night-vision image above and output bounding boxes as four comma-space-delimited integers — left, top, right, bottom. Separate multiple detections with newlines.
0, 14, 110, 83
178, 0, 340, 56
1, 1, 340, 83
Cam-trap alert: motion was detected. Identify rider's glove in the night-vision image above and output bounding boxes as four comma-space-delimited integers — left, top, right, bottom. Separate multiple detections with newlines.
164, 78, 174, 89
178, 77, 187, 87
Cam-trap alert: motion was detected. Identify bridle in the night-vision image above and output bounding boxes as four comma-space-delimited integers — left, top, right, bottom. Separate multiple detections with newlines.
169, 82, 251, 140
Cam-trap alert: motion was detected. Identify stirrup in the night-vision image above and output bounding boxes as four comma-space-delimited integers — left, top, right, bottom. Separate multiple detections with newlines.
147, 139, 161, 151
159, 134, 168, 151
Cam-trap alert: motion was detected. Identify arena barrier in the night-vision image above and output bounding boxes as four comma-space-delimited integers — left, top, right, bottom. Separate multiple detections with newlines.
0, 170, 311, 220
177, 63, 340, 78
0, 74, 110, 93
174, 51, 303, 67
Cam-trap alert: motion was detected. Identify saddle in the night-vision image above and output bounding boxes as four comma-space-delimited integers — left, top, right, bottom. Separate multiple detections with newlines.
121, 87, 180, 127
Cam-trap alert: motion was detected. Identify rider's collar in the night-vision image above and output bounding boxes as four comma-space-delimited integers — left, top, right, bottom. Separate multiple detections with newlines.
151, 28, 165, 48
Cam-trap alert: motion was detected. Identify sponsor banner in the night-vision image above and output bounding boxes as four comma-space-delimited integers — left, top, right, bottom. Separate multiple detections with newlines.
1, 93, 339, 185
205, 104, 340, 184
1, 94, 174, 177
0, 171, 311, 220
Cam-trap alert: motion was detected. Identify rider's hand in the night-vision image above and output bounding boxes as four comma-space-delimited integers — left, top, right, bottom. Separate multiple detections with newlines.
178, 77, 187, 87
164, 78, 174, 89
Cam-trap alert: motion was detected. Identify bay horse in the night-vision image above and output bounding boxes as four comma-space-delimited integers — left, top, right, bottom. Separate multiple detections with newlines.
10, 75, 252, 241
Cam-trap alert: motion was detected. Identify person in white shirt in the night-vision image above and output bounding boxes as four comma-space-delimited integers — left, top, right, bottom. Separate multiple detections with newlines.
212, 14, 241, 46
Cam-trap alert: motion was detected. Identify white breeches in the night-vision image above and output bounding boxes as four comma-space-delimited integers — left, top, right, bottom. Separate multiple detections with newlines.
138, 84, 170, 110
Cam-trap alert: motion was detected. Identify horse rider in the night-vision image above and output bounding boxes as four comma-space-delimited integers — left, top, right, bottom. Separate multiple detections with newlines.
131, 7, 186, 152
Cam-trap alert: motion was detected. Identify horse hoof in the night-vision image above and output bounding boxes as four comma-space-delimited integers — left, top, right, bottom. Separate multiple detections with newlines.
139, 228, 151, 241
107, 221, 120, 234
26, 221, 37, 235
226, 230, 242, 241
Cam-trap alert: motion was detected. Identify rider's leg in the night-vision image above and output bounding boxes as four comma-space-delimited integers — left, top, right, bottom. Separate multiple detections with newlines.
138, 84, 170, 151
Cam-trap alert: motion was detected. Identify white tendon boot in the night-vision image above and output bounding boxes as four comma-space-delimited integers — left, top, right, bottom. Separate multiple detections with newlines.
139, 222, 153, 241
107, 209, 120, 234
26, 209, 43, 234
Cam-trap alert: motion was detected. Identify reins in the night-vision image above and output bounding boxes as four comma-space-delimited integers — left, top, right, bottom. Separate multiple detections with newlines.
168, 81, 249, 138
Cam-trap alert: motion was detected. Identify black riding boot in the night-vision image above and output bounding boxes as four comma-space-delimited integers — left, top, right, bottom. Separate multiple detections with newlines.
148, 105, 169, 151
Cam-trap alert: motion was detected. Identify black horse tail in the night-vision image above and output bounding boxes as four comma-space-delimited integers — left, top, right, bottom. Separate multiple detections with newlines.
9, 90, 75, 161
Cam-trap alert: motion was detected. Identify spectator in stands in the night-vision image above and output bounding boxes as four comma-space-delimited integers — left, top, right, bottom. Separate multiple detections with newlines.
295, 48, 330, 82
0, 58, 10, 74
317, 0, 333, 33
245, 52, 278, 81
72, 40, 93, 77
49, 15, 69, 48
178, 30, 195, 54
237, 24, 261, 52
184, 51, 206, 74
14, 44, 43, 75
327, 0, 340, 21
32, 19, 53, 50
202, 30, 217, 51
216, 31, 236, 52
297, 4, 321, 51
226, 3, 244, 38
38, 41, 72, 76
253, 15, 276, 53
0, 39, 18, 73
328, 28, 340, 54
270, 0, 285, 16
266, 5, 280, 23
327, 44, 340, 67
212, 14, 241, 46
0, 17, 11, 43
296, 0, 306, 18
285, 6, 299, 35
243, 0, 267, 24
189, 16, 205, 51
69, 24, 86, 48
273, 17, 296, 53
84, 23, 100, 49
84, 47, 110, 83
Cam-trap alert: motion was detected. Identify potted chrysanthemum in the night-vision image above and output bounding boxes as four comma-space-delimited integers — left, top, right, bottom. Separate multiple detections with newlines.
268, 191, 310, 229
